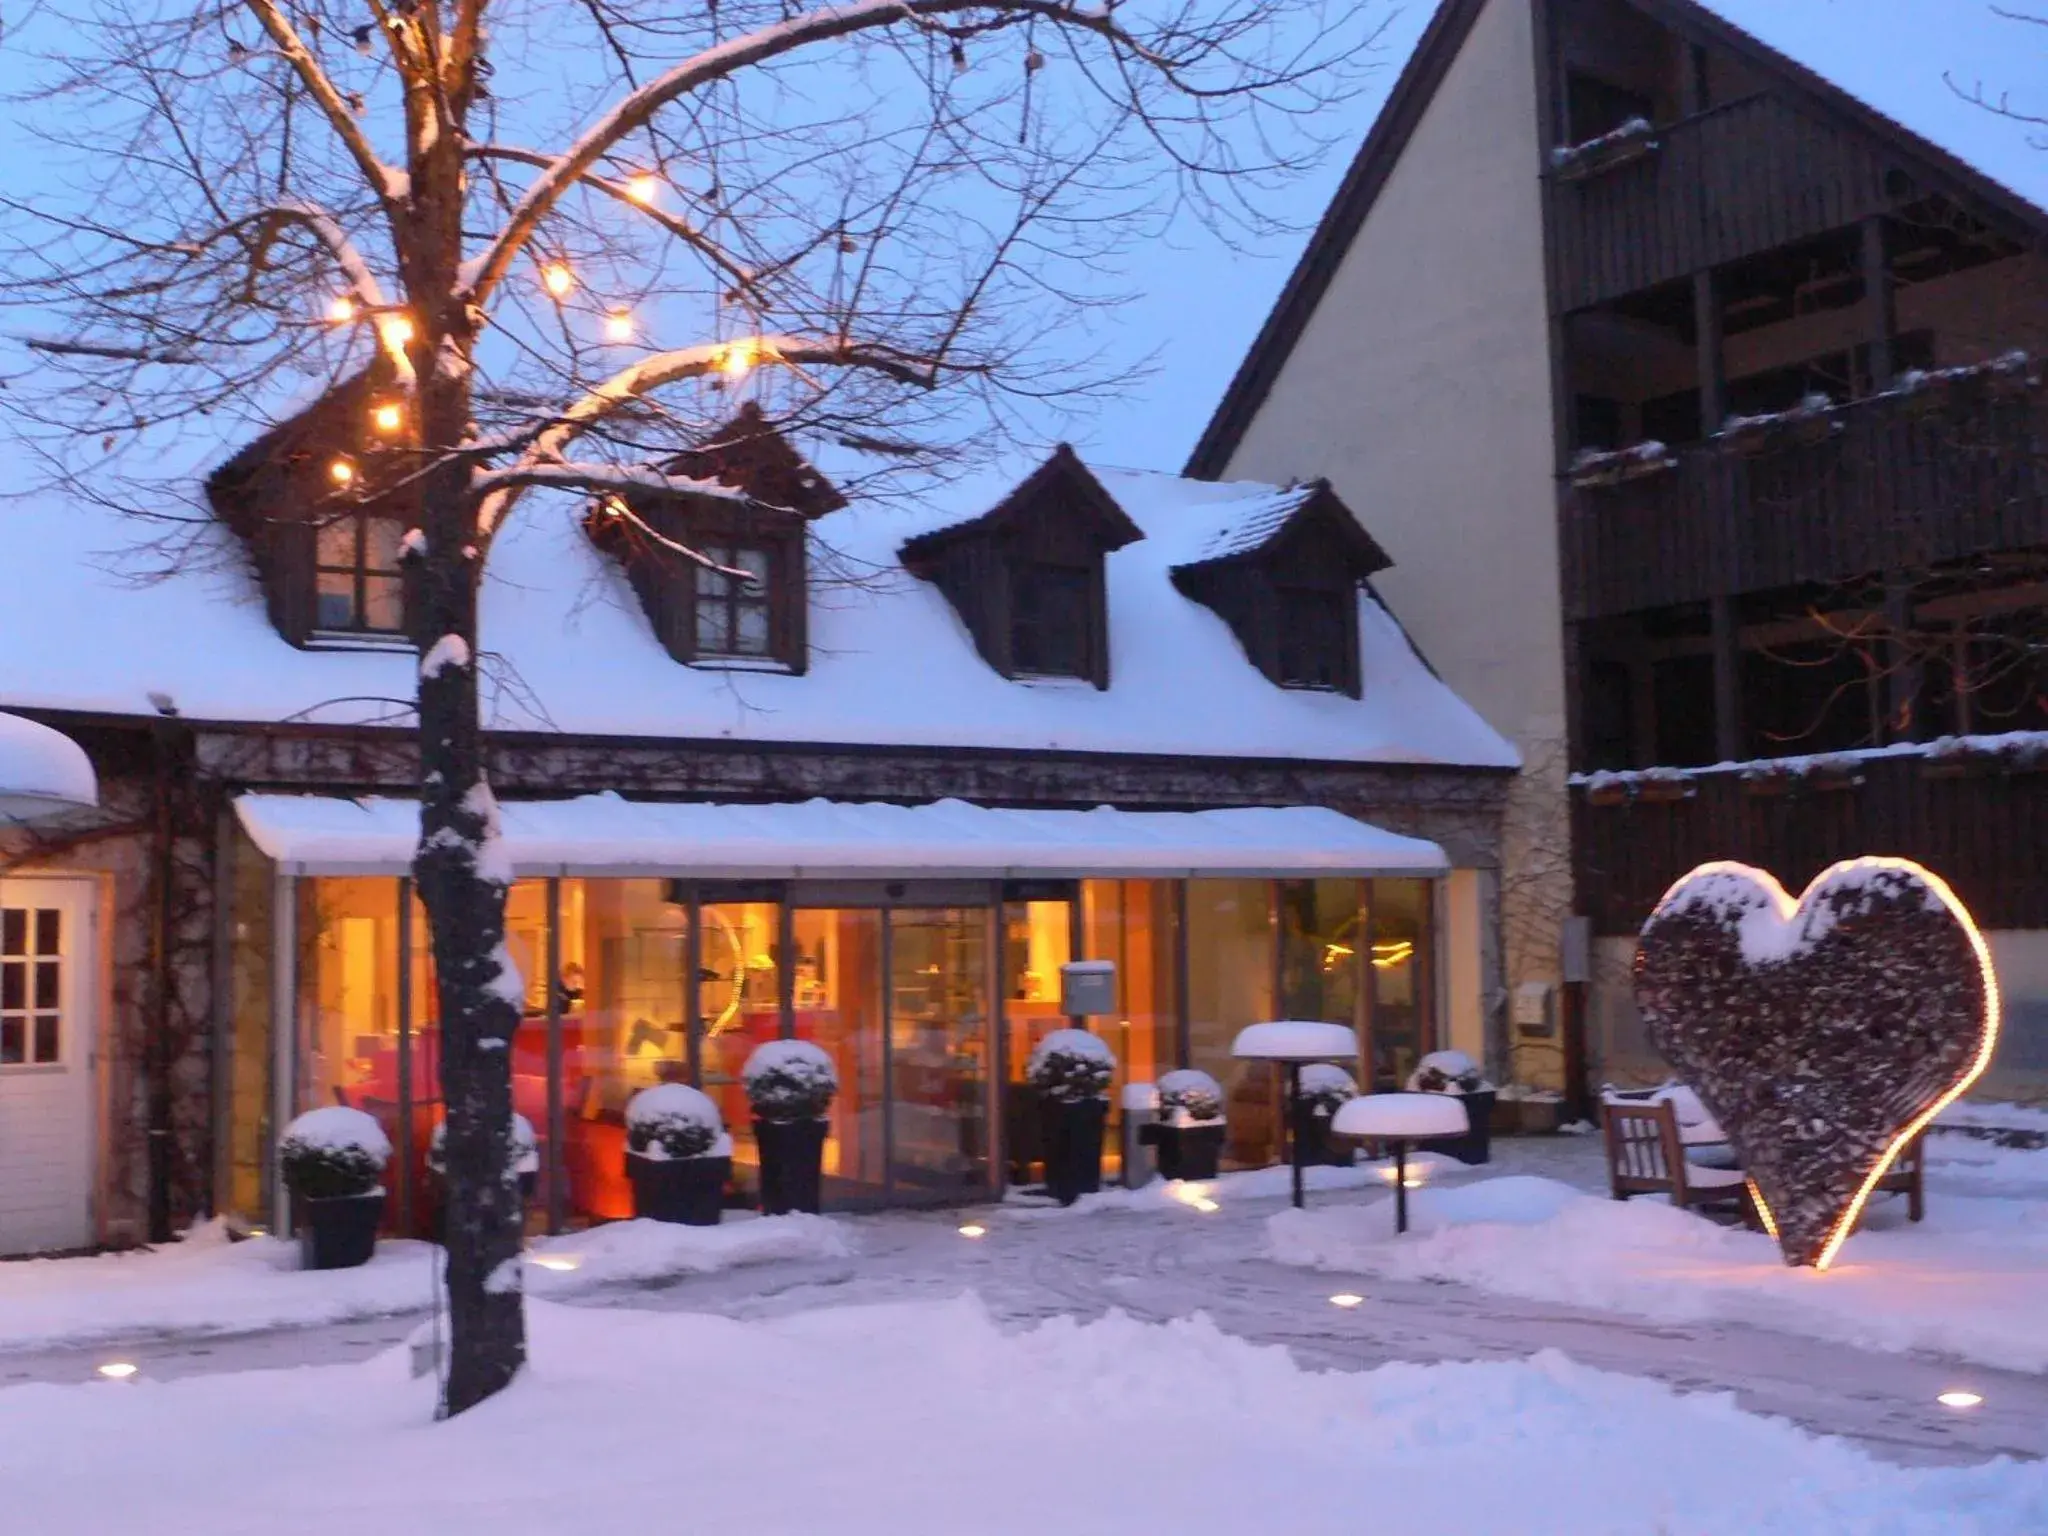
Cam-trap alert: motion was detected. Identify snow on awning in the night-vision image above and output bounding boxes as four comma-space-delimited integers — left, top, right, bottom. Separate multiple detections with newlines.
232, 792, 1448, 880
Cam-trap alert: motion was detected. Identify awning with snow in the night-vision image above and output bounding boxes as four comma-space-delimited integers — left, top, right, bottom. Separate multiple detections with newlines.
232, 793, 1448, 880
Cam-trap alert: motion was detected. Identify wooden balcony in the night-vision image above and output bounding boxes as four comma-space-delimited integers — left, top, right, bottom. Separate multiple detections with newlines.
1561, 371, 2048, 621
1553, 93, 1902, 311
1573, 749, 2048, 936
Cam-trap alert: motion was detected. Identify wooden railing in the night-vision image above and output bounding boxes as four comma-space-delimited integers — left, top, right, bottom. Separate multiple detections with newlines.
1572, 752, 2048, 935
1562, 374, 2048, 620
1553, 93, 1903, 311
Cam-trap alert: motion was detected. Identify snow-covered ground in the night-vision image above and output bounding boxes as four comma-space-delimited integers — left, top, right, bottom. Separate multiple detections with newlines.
6, 1296, 2044, 1535
1268, 1150, 2048, 1371
0, 1214, 847, 1353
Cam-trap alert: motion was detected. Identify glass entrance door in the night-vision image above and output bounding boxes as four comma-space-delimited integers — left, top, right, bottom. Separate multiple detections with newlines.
886, 908, 992, 1203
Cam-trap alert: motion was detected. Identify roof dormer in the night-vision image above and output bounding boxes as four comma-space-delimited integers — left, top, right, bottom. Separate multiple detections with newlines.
1168, 480, 1390, 698
586, 409, 840, 674
205, 367, 416, 651
898, 446, 1143, 690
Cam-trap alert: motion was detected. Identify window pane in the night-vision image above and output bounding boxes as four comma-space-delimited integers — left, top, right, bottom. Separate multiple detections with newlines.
1185, 880, 1279, 1169
2, 909, 24, 955
734, 600, 771, 655
32, 1015, 58, 1064
1278, 589, 1350, 689
0, 1018, 21, 1064
1277, 879, 1362, 1025
316, 518, 357, 567
1, 961, 20, 1010
695, 547, 733, 595
695, 599, 734, 652
1079, 880, 1179, 1184
792, 908, 886, 1204
33, 910, 58, 953
1369, 879, 1435, 1091
316, 573, 358, 629
735, 547, 770, 582
362, 575, 405, 632
33, 961, 58, 1010
1012, 564, 1091, 676
363, 518, 406, 573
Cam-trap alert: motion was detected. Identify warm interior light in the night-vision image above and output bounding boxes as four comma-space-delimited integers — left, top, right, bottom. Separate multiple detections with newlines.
327, 295, 357, 324
604, 310, 634, 343
96, 1362, 139, 1380
624, 173, 661, 206
1328, 1293, 1364, 1309
541, 261, 576, 298
957, 1223, 987, 1239
1938, 1390, 1984, 1409
1371, 940, 1415, 969
529, 1253, 582, 1273
370, 402, 403, 434
328, 458, 356, 486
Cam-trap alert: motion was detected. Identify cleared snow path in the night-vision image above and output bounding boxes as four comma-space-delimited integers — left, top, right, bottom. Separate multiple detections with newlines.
7, 1138, 2045, 1468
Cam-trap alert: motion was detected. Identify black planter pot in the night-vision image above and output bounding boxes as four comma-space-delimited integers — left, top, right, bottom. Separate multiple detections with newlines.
297, 1190, 384, 1271
1041, 1098, 1108, 1206
1142, 1121, 1225, 1182
754, 1117, 828, 1215
628, 1152, 731, 1226
1295, 1111, 1354, 1168
1434, 1090, 1496, 1166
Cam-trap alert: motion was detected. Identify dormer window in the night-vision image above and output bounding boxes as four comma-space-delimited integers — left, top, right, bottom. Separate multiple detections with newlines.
899, 445, 1140, 691
1169, 479, 1388, 699
316, 514, 407, 635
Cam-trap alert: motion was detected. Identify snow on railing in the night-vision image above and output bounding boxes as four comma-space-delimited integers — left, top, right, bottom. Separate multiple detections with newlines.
1571, 730, 2048, 802
1567, 439, 1675, 488
1549, 116, 1657, 177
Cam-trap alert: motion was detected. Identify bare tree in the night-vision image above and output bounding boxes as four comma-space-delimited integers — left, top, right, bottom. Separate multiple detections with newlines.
0, 0, 1373, 1412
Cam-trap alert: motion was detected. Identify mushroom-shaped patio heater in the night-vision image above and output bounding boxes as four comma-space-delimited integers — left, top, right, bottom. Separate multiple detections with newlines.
0, 712, 98, 822
1231, 1021, 1363, 1210
1331, 1093, 1470, 1234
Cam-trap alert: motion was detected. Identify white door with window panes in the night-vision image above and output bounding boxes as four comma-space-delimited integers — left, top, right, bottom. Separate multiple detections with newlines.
0, 879, 98, 1254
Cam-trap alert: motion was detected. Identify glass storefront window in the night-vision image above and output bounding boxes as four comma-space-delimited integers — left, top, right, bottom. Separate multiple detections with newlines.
1185, 879, 1279, 1169
561, 879, 689, 1224
889, 907, 991, 1201
1277, 879, 1365, 1028
1080, 880, 1179, 1175
791, 908, 886, 1203
221, 824, 276, 1225
699, 900, 782, 1179
1368, 878, 1435, 1090
1000, 899, 1071, 1186
297, 878, 406, 1229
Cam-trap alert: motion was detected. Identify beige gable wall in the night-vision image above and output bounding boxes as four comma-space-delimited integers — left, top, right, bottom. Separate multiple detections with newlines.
1220, 0, 1569, 1078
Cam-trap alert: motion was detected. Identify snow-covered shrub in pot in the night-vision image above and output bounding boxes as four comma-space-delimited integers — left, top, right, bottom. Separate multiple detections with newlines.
1027, 1029, 1116, 1205
1404, 1050, 1496, 1166
743, 1040, 838, 1215
1295, 1063, 1359, 1167
279, 1106, 391, 1271
624, 1083, 731, 1226
1142, 1068, 1227, 1182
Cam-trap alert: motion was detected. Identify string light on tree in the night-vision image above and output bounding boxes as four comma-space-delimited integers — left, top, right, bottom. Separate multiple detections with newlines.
327, 295, 357, 324
377, 314, 415, 350
719, 338, 759, 380
603, 310, 634, 343
624, 173, 661, 206
541, 261, 576, 298
371, 401, 404, 434
328, 457, 356, 486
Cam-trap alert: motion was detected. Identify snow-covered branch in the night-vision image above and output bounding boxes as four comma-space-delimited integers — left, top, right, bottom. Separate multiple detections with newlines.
460, 0, 1123, 305
240, 0, 410, 216
471, 462, 750, 500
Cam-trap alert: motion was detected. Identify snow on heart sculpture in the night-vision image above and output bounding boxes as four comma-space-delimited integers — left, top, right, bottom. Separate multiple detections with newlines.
1633, 858, 1998, 1270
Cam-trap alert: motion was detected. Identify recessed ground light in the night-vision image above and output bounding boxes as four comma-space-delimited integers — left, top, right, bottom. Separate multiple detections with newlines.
1328, 1293, 1365, 1309
1190, 1197, 1220, 1213
1938, 1390, 1984, 1409
529, 1253, 582, 1272
96, 1362, 139, 1380
958, 1223, 987, 1239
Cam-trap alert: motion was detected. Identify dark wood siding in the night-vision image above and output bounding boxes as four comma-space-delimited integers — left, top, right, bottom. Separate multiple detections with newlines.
1575, 757, 2048, 934
1562, 378, 2048, 619
1554, 92, 1903, 311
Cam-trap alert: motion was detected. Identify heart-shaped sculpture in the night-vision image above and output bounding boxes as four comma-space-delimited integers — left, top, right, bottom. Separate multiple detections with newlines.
1633, 859, 1997, 1268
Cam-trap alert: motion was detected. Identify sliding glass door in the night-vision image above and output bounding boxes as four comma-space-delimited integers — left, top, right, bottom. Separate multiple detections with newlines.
887, 907, 993, 1203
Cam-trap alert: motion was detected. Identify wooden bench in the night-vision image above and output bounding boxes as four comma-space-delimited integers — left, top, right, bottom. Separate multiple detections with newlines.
1602, 1097, 1758, 1226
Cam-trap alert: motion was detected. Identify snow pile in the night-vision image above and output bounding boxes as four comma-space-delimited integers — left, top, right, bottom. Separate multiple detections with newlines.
1267, 1175, 2048, 1370
0, 1214, 848, 1355
6, 1296, 2045, 1533
0, 710, 97, 815
1003, 1152, 1477, 1218
1230, 1020, 1359, 1060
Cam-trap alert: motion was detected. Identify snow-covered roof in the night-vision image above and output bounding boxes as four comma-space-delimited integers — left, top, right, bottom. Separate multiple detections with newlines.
1691, 0, 2048, 219
1156, 483, 1325, 566
0, 712, 99, 820
0, 456, 1517, 769
233, 792, 1450, 878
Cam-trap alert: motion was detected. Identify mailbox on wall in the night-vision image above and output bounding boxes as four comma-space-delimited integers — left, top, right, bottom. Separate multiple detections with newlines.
1060, 960, 1117, 1018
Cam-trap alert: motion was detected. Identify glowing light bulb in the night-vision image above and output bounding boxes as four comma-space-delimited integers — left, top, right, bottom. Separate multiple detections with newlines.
327, 295, 357, 324
1328, 1293, 1364, 1309
1938, 1391, 1984, 1409
541, 261, 576, 298
624, 173, 661, 206
718, 339, 757, 380
328, 458, 356, 486
957, 1223, 987, 1239
529, 1253, 582, 1273
370, 402, 403, 434
378, 314, 415, 350
96, 1362, 139, 1380
603, 310, 634, 343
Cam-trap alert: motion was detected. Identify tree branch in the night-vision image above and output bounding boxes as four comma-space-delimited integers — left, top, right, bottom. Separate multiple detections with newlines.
240, 0, 410, 219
